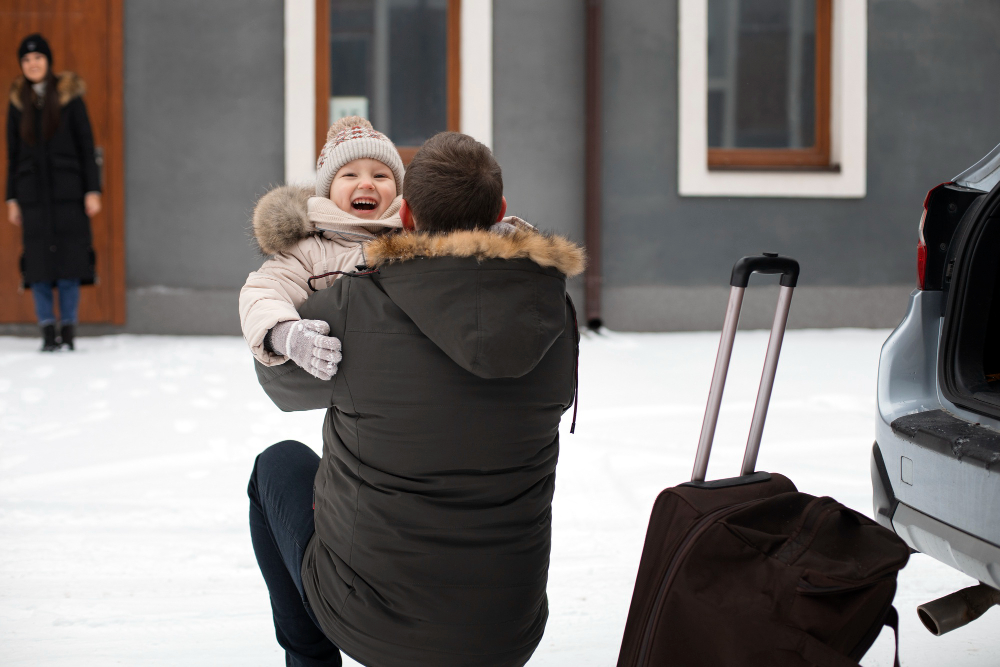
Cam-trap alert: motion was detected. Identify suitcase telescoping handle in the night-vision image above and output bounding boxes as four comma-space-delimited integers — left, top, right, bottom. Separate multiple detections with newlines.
691, 254, 800, 483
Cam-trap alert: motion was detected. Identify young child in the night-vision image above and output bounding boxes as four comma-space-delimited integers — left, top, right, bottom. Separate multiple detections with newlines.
239, 116, 406, 379
241, 119, 536, 381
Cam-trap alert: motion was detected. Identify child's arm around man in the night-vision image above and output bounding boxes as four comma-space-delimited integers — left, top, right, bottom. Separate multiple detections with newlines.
239, 117, 405, 379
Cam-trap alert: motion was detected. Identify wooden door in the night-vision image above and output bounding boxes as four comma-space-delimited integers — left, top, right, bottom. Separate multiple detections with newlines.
0, 0, 124, 324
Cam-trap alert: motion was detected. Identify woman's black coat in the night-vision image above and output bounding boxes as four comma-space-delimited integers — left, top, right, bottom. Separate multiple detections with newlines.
6, 72, 100, 285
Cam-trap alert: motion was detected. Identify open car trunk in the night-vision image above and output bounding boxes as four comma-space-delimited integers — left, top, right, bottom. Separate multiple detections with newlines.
987, 260, 1000, 391
940, 177, 1000, 419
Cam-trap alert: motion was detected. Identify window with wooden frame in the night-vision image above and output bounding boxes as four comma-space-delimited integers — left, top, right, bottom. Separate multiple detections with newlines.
706, 0, 832, 170
315, 0, 461, 165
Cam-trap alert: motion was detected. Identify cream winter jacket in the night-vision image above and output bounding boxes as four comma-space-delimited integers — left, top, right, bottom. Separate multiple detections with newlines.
240, 184, 403, 365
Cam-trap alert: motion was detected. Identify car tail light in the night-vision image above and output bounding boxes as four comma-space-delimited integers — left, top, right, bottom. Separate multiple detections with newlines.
917, 183, 952, 290
917, 238, 928, 289
917, 203, 929, 289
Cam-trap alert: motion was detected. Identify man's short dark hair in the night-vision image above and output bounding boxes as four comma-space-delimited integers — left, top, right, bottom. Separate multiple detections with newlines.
403, 132, 504, 233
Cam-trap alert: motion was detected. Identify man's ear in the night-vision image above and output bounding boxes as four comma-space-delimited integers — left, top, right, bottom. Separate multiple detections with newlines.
497, 196, 507, 222
400, 199, 415, 231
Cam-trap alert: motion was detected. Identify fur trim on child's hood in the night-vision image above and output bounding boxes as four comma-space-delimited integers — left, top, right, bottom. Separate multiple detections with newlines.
251, 184, 402, 256
365, 224, 586, 278
9, 71, 85, 111
252, 185, 313, 255
252, 184, 586, 277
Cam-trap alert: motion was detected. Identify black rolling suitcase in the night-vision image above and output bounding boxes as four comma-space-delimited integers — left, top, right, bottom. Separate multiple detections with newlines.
616, 255, 910, 667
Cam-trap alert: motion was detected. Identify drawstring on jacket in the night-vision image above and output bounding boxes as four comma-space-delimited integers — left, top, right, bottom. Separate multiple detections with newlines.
566, 295, 580, 434
308, 268, 380, 292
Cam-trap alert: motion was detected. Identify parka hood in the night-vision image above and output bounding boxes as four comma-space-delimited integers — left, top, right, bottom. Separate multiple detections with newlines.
251, 184, 313, 255
9, 71, 85, 111
365, 224, 586, 276
251, 184, 402, 255
366, 227, 585, 378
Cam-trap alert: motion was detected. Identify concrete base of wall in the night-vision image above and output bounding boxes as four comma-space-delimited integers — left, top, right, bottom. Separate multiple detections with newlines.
123, 287, 241, 334
602, 284, 916, 331
0, 284, 917, 337
0, 287, 241, 337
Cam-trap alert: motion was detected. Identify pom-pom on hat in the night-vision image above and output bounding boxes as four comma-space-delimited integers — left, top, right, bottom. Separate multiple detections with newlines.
315, 116, 405, 198
18, 33, 52, 64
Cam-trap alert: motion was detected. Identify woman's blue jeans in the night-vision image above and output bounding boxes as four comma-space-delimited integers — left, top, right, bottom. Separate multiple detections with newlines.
248, 440, 342, 667
30, 279, 80, 326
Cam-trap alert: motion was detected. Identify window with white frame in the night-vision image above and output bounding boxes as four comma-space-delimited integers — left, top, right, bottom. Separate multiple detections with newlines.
319, 0, 460, 163
679, 0, 867, 198
282, 0, 493, 183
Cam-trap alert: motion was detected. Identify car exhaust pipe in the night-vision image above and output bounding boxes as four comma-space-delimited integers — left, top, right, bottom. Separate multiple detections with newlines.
917, 583, 1000, 636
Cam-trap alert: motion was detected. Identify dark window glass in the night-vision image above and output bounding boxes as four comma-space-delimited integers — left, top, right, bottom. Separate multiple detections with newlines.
707, 0, 816, 149
329, 0, 448, 146
329, 1, 373, 99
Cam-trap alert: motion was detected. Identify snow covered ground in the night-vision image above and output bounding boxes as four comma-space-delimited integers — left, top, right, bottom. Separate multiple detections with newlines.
1, 330, 997, 666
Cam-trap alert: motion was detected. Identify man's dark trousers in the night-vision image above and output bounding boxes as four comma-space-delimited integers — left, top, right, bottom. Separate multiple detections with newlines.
249, 440, 342, 667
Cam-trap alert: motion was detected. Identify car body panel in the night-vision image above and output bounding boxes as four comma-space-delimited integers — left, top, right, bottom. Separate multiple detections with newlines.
875, 288, 1000, 587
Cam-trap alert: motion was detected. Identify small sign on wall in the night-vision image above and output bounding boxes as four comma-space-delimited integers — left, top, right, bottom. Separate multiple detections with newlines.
330, 96, 369, 123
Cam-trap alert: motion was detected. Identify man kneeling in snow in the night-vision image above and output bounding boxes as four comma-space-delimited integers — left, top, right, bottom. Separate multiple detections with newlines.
249, 132, 584, 667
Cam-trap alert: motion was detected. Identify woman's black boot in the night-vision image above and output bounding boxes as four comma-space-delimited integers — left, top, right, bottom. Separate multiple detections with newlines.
60, 323, 75, 351
41, 324, 59, 352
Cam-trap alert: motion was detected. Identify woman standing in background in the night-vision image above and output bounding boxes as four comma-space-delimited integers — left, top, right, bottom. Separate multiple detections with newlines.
6, 34, 101, 352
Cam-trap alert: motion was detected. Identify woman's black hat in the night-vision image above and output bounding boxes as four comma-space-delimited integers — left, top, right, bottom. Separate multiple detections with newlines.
18, 34, 52, 64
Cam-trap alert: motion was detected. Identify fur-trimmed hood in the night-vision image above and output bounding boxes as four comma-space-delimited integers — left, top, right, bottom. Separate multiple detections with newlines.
252, 183, 402, 255
9, 71, 85, 111
361, 226, 585, 379
366, 226, 586, 278
252, 184, 313, 255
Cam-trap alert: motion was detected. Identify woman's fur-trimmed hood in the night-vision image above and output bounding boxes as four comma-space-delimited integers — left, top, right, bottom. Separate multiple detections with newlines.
9, 71, 85, 111
366, 227, 586, 278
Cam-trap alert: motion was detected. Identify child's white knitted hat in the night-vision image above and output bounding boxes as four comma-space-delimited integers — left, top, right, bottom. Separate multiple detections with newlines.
315, 116, 405, 198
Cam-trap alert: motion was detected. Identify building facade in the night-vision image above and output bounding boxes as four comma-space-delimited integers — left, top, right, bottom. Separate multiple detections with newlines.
3, 0, 998, 334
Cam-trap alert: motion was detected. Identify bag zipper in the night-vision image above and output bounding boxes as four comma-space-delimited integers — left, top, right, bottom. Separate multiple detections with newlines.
634, 498, 761, 667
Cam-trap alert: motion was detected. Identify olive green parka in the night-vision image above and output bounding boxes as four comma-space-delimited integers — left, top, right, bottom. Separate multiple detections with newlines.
256, 225, 585, 666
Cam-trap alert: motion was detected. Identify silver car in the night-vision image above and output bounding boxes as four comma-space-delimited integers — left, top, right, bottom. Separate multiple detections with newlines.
874, 143, 1000, 635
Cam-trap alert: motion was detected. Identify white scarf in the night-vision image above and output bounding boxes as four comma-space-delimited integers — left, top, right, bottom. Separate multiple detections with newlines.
31, 81, 46, 108
307, 194, 403, 239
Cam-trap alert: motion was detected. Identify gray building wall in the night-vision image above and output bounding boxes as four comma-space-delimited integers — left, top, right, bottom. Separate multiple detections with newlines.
10, 0, 991, 337
0, 0, 284, 338
492, 0, 587, 306
123, 0, 284, 333
494, 0, 1000, 330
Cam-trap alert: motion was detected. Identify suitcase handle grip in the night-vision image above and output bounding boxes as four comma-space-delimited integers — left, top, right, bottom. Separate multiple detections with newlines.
730, 253, 800, 288
691, 255, 797, 482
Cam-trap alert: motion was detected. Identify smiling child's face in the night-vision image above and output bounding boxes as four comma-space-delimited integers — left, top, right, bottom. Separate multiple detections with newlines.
329, 158, 397, 219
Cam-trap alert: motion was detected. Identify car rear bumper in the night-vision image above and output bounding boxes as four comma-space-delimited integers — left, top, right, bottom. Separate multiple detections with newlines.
872, 440, 1000, 589
893, 502, 1000, 589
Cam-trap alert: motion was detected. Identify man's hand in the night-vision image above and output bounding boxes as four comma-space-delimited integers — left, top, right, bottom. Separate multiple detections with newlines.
270, 319, 342, 381
84, 192, 102, 217
7, 200, 21, 226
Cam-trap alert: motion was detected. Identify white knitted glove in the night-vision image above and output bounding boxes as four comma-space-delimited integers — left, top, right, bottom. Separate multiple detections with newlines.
270, 319, 342, 381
